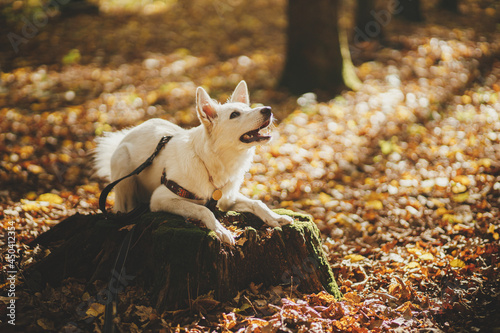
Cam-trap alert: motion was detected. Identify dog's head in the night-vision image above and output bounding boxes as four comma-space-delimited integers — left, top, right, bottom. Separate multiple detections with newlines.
196, 81, 273, 149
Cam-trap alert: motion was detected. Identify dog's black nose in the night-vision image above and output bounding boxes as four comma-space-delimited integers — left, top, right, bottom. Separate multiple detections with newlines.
261, 106, 272, 117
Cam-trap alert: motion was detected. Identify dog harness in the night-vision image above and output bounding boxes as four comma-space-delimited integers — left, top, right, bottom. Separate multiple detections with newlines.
99, 135, 219, 218
99, 135, 173, 219
161, 169, 203, 200
160, 169, 219, 211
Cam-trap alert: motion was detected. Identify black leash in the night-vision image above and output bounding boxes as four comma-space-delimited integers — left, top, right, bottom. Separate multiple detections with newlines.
99, 134, 222, 333
103, 224, 135, 333
99, 135, 173, 219
100, 135, 172, 333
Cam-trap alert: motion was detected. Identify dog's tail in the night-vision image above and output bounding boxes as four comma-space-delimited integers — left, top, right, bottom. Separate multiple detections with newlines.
93, 129, 131, 181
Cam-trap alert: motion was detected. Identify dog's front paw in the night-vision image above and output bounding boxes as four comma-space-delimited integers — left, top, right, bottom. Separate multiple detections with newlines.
262, 212, 294, 227
275, 214, 294, 226
215, 224, 235, 246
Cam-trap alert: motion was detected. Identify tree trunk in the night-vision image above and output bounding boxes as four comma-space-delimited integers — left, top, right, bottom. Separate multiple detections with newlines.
26, 209, 342, 311
355, 0, 382, 43
280, 0, 360, 96
396, 0, 423, 22
440, 0, 458, 12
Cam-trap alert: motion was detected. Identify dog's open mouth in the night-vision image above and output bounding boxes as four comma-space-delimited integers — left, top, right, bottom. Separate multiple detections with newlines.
240, 120, 272, 143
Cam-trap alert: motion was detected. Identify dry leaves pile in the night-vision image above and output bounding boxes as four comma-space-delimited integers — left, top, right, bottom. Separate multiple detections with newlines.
1, 0, 500, 332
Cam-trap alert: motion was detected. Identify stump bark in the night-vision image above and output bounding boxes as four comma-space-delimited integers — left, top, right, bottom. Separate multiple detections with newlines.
27, 209, 342, 311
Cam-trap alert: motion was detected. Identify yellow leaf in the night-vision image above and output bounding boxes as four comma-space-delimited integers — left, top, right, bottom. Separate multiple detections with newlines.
247, 318, 268, 326
80, 184, 100, 194
364, 178, 375, 186
452, 183, 467, 193
233, 302, 251, 313
453, 175, 470, 186
236, 236, 248, 246
146, 91, 158, 105
27, 164, 44, 174
487, 224, 499, 240
453, 192, 469, 203
405, 262, 420, 269
407, 247, 422, 255
300, 199, 317, 206
379, 140, 393, 155
450, 259, 465, 268
431, 199, 446, 208
419, 253, 434, 261
59, 153, 71, 163
280, 200, 294, 208
442, 213, 461, 223
22, 201, 42, 212
461, 94, 471, 104
436, 207, 449, 216
319, 192, 332, 205
479, 158, 492, 168
345, 254, 365, 262
86, 303, 105, 317
365, 200, 383, 210
37, 193, 64, 204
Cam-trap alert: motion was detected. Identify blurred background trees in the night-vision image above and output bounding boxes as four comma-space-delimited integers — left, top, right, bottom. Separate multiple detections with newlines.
279, 0, 358, 96
1, 0, 498, 101
396, 0, 423, 22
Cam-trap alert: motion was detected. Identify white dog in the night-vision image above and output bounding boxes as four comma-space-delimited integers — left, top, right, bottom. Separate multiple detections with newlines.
94, 81, 293, 245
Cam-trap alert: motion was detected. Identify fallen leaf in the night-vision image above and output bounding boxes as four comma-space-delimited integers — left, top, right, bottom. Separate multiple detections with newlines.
419, 253, 434, 261
37, 193, 64, 204
345, 254, 366, 262
365, 200, 383, 210
453, 192, 469, 203
405, 262, 420, 269
86, 303, 105, 317
450, 259, 465, 268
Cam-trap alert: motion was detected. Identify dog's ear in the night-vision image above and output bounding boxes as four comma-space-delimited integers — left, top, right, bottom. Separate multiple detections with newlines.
230, 80, 250, 105
196, 87, 218, 127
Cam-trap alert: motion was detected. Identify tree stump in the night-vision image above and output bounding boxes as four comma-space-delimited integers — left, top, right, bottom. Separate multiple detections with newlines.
27, 209, 342, 311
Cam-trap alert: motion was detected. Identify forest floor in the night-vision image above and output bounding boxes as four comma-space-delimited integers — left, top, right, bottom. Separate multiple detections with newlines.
1, 0, 500, 332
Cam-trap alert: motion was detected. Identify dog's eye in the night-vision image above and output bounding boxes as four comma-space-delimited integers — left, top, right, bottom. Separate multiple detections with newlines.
230, 111, 241, 119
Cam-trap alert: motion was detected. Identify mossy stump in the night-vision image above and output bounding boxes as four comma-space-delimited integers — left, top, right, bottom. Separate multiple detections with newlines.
28, 209, 341, 311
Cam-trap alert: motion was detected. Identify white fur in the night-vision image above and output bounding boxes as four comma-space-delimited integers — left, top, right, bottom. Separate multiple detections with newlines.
94, 81, 292, 245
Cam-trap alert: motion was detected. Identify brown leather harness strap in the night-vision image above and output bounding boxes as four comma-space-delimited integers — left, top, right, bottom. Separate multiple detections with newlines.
161, 169, 204, 200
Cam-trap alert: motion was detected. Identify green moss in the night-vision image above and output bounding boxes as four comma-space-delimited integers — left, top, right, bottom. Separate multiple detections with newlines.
125, 210, 341, 302
302, 220, 342, 300
277, 211, 343, 300
272, 208, 312, 221
148, 212, 209, 268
